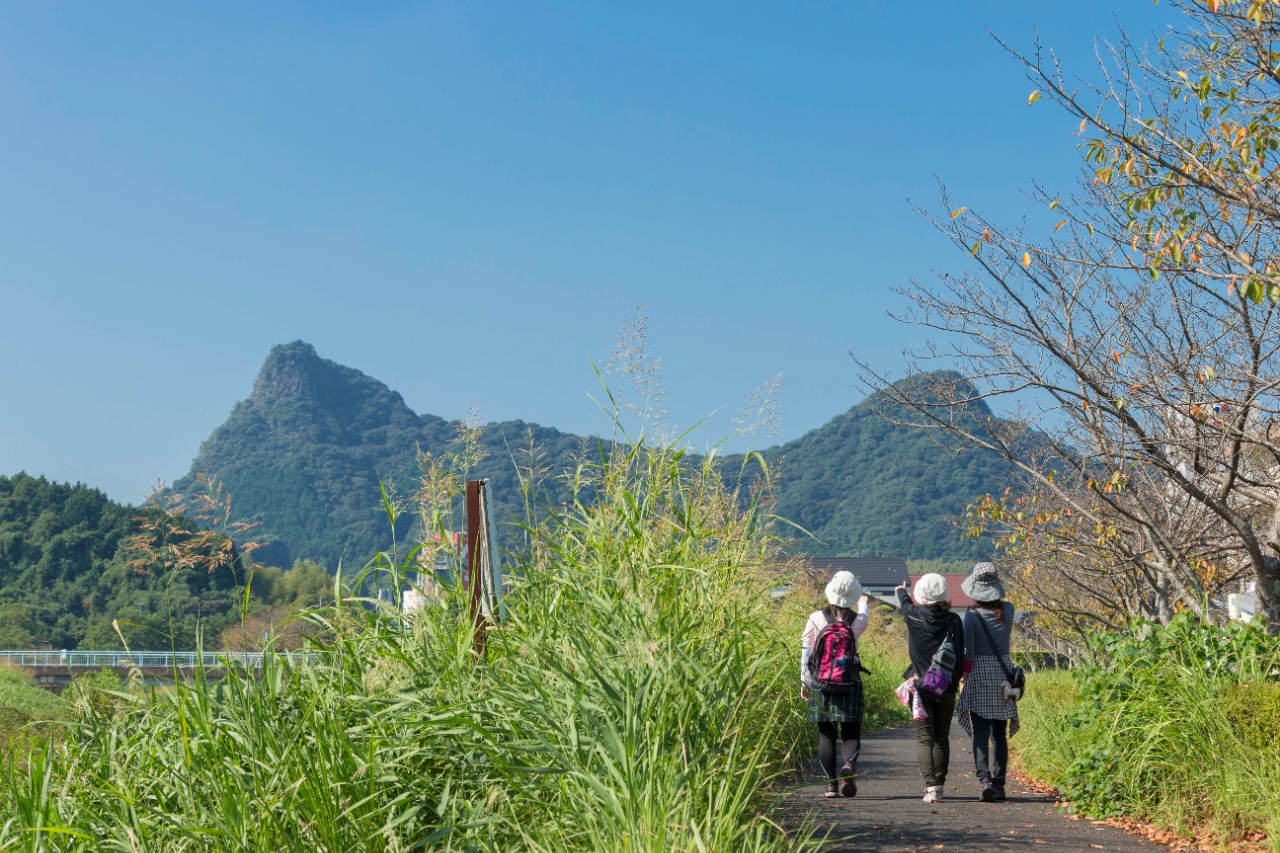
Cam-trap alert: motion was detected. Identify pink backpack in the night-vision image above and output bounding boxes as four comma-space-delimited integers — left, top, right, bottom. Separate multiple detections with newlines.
807, 608, 865, 694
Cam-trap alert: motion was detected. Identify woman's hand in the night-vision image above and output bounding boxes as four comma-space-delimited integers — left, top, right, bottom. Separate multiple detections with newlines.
801, 686, 811, 701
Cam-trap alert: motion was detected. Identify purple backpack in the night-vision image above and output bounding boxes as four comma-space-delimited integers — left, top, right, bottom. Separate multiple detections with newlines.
807, 608, 863, 694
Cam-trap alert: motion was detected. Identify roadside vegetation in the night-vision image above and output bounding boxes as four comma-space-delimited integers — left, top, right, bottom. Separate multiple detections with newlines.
1014, 615, 1280, 848
0, 667, 68, 766
0, 417, 846, 851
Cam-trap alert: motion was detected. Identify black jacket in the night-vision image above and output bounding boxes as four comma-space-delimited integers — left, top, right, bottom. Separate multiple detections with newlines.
896, 587, 965, 694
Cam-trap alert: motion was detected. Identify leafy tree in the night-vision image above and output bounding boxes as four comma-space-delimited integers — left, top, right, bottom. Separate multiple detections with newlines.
0, 605, 39, 649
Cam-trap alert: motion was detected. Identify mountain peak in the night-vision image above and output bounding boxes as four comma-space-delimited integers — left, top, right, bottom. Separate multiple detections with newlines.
251, 340, 327, 405
872, 370, 991, 417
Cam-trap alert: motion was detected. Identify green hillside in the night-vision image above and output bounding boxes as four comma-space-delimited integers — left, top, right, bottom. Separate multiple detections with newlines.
727, 374, 1015, 560
173, 342, 1014, 569
0, 473, 245, 649
170, 341, 586, 571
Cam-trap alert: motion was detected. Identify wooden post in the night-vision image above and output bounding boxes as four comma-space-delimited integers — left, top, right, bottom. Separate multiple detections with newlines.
465, 479, 486, 656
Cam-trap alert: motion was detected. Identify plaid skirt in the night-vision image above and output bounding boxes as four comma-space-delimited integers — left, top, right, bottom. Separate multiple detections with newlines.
807, 681, 865, 725
957, 656, 1020, 737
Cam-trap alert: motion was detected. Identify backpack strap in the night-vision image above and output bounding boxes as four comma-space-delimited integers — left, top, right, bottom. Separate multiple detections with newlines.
973, 609, 1017, 684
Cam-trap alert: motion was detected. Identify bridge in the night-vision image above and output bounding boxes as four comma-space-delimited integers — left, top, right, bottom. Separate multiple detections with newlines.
0, 650, 316, 692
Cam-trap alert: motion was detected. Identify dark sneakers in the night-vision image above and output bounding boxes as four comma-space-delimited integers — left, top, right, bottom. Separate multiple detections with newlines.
980, 783, 996, 802
992, 787, 1007, 801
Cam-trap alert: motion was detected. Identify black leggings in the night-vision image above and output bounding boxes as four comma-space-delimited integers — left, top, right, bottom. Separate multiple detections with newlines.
971, 713, 1008, 788
816, 720, 862, 780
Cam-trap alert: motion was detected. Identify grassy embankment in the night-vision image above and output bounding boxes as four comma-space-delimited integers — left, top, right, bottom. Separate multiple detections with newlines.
1013, 614, 1280, 848
0, 432, 915, 852
0, 666, 69, 765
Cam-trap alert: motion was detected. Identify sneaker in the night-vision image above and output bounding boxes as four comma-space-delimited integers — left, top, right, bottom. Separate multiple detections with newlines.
839, 762, 857, 798
922, 785, 941, 804
823, 781, 840, 798
992, 787, 1007, 802
980, 783, 995, 803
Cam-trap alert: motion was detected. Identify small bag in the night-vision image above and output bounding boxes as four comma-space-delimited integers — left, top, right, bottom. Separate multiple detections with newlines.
917, 631, 957, 701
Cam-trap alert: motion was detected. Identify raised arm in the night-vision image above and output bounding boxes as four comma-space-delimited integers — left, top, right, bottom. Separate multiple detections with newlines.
852, 595, 870, 637
895, 582, 914, 616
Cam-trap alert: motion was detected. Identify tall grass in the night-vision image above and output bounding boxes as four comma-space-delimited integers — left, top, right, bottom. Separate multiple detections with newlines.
0, 435, 820, 851
1013, 614, 1280, 847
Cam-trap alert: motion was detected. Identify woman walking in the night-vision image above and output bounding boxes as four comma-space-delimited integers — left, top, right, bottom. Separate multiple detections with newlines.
957, 562, 1020, 802
801, 571, 869, 798
896, 573, 964, 804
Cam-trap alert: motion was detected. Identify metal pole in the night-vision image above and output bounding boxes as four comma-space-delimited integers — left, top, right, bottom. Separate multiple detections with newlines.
465, 479, 486, 657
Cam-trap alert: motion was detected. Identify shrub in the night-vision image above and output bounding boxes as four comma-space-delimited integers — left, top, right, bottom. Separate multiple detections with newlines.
1017, 614, 1280, 846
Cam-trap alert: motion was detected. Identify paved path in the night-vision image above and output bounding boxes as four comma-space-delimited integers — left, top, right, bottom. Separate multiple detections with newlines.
774, 724, 1160, 852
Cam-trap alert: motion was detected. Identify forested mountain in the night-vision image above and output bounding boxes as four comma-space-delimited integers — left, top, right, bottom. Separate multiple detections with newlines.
172, 342, 1015, 569
170, 341, 587, 571
0, 346, 1019, 648
727, 374, 1021, 560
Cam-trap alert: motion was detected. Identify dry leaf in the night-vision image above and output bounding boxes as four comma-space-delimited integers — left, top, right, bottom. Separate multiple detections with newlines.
1022, 252, 1032, 267
951, 206, 968, 219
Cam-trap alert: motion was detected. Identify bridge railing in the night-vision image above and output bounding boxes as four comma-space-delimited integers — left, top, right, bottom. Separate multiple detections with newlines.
0, 650, 317, 669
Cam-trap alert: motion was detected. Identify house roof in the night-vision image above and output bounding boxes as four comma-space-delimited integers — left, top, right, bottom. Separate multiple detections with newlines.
803, 557, 909, 589
908, 574, 977, 609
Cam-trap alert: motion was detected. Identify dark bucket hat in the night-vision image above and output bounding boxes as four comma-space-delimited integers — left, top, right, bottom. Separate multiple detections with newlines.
961, 561, 1005, 603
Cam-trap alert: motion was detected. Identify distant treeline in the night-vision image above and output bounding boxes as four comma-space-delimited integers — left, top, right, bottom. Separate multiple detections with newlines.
0, 473, 330, 650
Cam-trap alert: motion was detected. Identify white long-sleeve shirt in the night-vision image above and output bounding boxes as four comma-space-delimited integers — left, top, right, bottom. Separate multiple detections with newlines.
800, 601, 869, 686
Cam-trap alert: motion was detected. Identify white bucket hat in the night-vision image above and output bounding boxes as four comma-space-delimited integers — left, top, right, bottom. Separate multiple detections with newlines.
824, 571, 864, 609
913, 573, 950, 606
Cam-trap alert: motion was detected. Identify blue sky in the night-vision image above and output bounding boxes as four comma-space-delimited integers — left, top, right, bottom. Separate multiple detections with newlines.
0, 2, 1176, 505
